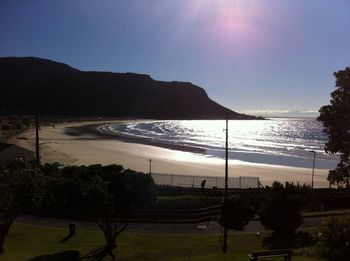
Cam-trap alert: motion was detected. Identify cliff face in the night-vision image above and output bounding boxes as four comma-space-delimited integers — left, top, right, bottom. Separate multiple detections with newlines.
0, 57, 258, 119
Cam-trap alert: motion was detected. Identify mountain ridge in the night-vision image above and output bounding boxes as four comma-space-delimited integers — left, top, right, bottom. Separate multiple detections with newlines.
0, 56, 261, 120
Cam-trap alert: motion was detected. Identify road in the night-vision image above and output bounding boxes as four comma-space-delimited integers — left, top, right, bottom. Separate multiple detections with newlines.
16, 214, 336, 235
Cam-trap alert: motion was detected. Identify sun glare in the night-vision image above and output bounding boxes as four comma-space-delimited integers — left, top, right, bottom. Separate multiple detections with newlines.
182, 0, 266, 53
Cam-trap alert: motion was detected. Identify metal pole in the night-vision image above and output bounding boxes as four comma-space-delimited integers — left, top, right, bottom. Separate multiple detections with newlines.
310, 151, 316, 189
223, 226, 228, 253
149, 158, 152, 174
35, 115, 40, 167
225, 117, 228, 200
223, 115, 229, 253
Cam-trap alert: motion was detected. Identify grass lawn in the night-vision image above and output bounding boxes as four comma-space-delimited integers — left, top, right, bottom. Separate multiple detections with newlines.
1, 223, 324, 261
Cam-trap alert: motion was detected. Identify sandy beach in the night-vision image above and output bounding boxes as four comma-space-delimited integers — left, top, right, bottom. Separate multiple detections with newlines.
10, 120, 331, 188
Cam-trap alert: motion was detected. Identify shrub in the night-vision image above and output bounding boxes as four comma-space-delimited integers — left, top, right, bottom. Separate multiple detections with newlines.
317, 216, 350, 260
219, 195, 255, 230
259, 182, 304, 237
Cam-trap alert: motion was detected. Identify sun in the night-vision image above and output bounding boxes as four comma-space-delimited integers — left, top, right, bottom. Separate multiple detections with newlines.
181, 0, 265, 50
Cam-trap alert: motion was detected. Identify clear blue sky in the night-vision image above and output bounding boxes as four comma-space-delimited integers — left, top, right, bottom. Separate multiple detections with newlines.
1, 0, 349, 117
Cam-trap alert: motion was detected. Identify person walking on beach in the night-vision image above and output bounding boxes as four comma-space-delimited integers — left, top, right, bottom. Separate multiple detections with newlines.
201, 179, 206, 189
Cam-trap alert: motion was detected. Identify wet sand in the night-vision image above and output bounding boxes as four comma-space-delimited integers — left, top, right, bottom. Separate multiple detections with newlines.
10, 120, 331, 188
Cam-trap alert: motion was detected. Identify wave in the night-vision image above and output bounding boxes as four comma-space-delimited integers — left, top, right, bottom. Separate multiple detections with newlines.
97, 119, 339, 169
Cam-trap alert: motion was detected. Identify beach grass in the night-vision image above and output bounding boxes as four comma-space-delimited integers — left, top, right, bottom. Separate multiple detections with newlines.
1, 223, 324, 261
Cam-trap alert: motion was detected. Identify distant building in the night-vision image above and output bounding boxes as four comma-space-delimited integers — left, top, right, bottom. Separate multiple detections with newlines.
0, 143, 35, 167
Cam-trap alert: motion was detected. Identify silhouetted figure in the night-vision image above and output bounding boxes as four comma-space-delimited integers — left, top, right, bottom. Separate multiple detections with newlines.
59, 222, 76, 243
201, 179, 206, 189
69, 222, 76, 235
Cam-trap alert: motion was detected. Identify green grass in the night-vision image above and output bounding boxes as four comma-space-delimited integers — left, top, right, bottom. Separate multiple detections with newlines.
1, 223, 324, 261
303, 208, 350, 217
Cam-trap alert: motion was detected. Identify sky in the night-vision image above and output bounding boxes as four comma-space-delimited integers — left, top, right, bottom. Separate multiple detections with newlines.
1, 0, 350, 117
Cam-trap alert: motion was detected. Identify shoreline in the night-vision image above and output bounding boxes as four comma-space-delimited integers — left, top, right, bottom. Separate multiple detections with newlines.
9, 120, 332, 188
67, 123, 206, 154
69, 121, 338, 170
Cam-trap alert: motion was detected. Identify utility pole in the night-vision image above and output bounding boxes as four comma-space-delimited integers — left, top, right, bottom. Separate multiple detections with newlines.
149, 158, 152, 174
310, 151, 316, 189
225, 116, 228, 200
35, 115, 40, 166
223, 115, 229, 253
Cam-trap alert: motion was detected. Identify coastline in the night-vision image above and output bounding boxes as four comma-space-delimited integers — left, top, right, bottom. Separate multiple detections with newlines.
10, 120, 332, 188
67, 123, 206, 154
70, 121, 338, 170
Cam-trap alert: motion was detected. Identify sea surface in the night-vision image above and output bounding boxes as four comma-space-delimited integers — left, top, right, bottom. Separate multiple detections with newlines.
97, 118, 339, 169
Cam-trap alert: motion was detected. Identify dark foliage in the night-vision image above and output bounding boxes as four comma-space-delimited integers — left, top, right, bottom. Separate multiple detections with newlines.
0, 167, 45, 254
0, 57, 259, 120
0, 163, 155, 258
219, 195, 255, 230
317, 216, 350, 261
318, 67, 350, 187
39, 164, 156, 258
259, 182, 307, 240
39, 164, 156, 219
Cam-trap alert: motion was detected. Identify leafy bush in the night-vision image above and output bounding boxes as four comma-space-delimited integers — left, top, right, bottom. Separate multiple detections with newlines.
42, 163, 156, 258
40, 164, 156, 218
1, 163, 156, 258
219, 195, 255, 230
0, 167, 45, 254
317, 216, 350, 260
259, 182, 304, 237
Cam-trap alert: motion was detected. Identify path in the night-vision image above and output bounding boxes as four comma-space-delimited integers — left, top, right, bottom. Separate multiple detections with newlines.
16, 214, 336, 235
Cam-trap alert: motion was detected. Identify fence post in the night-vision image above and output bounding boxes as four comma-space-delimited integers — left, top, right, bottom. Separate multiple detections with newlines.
192, 176, 195, 188
171, 174, 173, 186
239, 176, 241, 189
216, 177, 218, 187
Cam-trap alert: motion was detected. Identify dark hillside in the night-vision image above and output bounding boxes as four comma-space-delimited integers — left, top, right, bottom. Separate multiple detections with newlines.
0, 57, 259, 119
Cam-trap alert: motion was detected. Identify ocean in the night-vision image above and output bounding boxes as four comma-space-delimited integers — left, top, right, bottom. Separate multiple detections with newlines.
97, 118, 339, 170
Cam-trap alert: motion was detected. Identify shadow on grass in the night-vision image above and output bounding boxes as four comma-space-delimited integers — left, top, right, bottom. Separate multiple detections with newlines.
59, 232, 75, 243
26, 250, 80, 261
82, 246, 115, 261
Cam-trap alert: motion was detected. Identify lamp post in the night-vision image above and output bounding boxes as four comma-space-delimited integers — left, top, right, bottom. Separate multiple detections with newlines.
310, 150, 316, 189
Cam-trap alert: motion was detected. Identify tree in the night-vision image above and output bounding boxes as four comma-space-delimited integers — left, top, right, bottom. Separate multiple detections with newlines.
318, 67, 350, 187
259, 182, 304, 248
41, 164, 156, 260
219, 195, 255, 253
89, 167, 155, 259
0, 168, 44, 254
0, 164, 155, 258
219, 195, 254, 231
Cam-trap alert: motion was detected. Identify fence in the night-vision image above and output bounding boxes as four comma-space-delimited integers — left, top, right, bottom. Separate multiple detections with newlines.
151, 173, 259, 189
